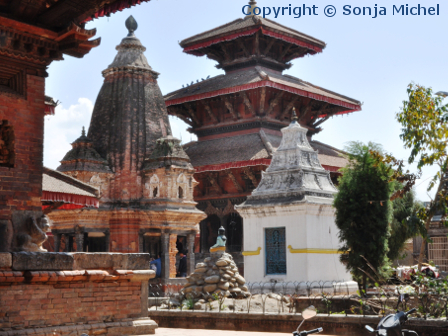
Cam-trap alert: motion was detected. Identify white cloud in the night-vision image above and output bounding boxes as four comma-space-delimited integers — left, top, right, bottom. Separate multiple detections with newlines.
44, 98, 94, 169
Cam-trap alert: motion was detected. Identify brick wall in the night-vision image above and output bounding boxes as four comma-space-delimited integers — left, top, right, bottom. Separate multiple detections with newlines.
0, 270, 146, 330
0, 74, 46, 251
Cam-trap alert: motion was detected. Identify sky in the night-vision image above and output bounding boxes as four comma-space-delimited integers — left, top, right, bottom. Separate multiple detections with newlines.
44, 0, 448, 202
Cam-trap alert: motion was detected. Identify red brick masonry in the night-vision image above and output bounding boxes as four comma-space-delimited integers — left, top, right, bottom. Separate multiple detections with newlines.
0, 270, 149, 331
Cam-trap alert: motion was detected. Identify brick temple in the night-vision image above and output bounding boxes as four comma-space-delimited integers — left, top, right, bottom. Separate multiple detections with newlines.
164, 1, 362, 265
0, 0, 152, 252
49, 17, 206, 279
0, 2, 162, 335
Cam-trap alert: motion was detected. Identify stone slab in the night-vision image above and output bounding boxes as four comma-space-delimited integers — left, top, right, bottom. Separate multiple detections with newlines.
12, 252, 74, 271
72, 253, 150, 270
0, 252, 12, 269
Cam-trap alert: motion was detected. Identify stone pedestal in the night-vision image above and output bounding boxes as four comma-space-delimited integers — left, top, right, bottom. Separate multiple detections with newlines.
0, 252, 157, 335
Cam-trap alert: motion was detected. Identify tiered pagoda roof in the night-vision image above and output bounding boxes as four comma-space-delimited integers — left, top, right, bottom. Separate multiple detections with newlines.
165, 66, 360, 115
165, 2, 360, 175
181, 15, 326, 70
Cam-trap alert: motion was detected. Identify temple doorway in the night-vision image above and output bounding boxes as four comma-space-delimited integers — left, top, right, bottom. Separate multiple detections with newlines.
85, 232, 107, 252
143, 234, 161, 259
200, 214, 220, 252
225, 213, 243, 252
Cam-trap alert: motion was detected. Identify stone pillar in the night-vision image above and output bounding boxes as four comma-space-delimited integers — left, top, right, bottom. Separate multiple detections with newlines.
161, 232, 170, 280
138, 231, 144, 252
186, 233, 195, 275
54, 233, 61, 252
63, 234, 69, 252
200, 220, 207, 253
169, 233, 178, 278
75, 232, 84, 252
141, 281, 149, 318
104, 230, 110, 252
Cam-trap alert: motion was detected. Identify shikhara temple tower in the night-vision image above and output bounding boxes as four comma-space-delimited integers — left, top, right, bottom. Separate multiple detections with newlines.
164, 1, 361, 262
50, 17, 205, 279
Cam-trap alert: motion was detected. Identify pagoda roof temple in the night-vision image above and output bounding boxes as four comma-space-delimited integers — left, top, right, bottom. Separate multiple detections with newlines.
164, 3, 361, 145
164, 1, 360, 178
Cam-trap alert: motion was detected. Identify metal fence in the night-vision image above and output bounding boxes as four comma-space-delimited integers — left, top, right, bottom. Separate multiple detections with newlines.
148, 280, 448, 320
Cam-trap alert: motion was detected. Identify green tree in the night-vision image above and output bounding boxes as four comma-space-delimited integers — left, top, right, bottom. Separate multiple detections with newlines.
388, 184, 423, 262
379, 83, 448, 270
334, 142, 393, 292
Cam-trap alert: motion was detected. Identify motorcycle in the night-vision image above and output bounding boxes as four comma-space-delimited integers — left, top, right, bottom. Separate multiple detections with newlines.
292, 306, 323, 336
365, 294, 418, 336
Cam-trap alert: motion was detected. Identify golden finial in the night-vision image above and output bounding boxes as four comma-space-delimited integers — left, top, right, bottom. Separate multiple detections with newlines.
292, 107, 298, 122
249, 0, 258, 16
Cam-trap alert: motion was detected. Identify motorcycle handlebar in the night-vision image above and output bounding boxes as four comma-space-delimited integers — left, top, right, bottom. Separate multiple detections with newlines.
405, 308, 417, 316
301, 327, 323, 335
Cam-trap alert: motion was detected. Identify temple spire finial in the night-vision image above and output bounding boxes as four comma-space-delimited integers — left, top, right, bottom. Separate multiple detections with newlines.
249, 0, 258, 16
81, 126, 86, 137
125, 15, 138, 36
291, 107, 298, 123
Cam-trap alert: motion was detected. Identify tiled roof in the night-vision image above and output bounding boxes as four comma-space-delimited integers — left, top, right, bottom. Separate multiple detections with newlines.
183, 132, 348, 170
42, 167, 98, 197
181, 16, 325, 49
164, 67, 361, 109
45, 96, 58, 107
184, 133, 270, 168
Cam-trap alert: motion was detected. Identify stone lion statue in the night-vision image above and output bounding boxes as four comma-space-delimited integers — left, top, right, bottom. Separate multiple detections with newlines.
16, 215, 50, 252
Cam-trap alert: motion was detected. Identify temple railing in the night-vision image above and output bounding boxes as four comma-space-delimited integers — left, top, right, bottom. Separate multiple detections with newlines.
148, 280, 448, 320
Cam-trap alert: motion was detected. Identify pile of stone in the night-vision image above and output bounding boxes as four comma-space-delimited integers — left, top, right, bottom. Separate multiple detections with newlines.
182, 252, 250, 299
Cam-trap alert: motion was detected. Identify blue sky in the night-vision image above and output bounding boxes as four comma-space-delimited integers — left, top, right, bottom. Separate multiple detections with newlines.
44, 0, 448, 202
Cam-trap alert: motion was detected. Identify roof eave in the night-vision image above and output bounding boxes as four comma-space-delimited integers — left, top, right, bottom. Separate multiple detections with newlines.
181, 26, 325, 56
165, 80, 361, 114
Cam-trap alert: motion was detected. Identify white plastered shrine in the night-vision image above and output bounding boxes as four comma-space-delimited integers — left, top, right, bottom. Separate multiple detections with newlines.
236, 112, 356, 289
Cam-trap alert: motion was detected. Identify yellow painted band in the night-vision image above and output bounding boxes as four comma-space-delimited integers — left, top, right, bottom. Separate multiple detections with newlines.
242, 247, 261, 256
210, 246, 226, 253
287, 245, 343, 254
